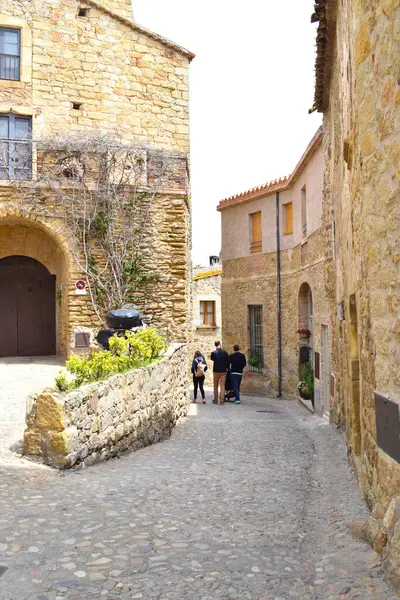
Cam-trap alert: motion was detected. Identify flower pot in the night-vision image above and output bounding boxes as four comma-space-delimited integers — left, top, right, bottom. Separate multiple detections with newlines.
299, 387, 313, 401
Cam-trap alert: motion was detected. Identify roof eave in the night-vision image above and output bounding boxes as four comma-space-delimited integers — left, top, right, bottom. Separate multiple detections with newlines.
86, 0, 195, 61
217, 127, 323, 212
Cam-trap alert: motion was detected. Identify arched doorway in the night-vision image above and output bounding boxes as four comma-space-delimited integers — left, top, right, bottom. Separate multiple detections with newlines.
0, 256, 56, 356
298, 282, 313, 363
298, 282, 314, 406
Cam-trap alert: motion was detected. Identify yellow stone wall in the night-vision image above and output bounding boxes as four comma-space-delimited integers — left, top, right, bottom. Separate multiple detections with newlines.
222, 228, 331, 404
322, 0, 400, 580
189, 271, 222, 385
0, 0, 192, 356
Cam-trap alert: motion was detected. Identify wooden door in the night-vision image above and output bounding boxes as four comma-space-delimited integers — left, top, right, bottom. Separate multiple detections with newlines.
0, 256, 56, 356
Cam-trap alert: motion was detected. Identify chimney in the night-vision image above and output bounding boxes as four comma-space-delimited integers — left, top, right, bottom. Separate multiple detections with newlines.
209, 255, 219, 266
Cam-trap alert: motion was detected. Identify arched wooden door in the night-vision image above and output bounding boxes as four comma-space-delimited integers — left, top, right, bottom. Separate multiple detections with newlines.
0, 256, 56, 356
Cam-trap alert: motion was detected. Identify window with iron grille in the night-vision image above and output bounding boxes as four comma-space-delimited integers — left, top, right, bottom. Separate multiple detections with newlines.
248, 305, 264, 372
0, 113, 32, 180
0, 28, 20, 81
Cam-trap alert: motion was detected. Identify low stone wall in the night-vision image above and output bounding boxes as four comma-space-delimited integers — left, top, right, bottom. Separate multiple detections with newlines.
23, 344, 189, 469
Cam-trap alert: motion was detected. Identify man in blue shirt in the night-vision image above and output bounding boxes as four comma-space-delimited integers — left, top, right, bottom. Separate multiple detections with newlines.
229, 345, 247, 404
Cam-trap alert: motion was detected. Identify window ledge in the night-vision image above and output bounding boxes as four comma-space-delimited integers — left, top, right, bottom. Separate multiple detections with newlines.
0, 79, 25, 89
196, 325, 218, 330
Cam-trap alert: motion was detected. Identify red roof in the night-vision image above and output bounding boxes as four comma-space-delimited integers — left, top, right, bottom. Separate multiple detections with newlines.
217, 127, 323, 211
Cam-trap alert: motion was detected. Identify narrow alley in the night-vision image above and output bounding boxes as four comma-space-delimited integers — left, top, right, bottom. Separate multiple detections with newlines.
0, 395, 397, 600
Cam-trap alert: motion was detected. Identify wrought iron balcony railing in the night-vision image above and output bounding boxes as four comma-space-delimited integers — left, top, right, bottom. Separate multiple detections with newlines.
0, 138, 32, 180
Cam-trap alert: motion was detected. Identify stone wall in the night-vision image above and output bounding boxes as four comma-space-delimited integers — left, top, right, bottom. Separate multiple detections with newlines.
0, 0, 192, 356
222, 229, 331, 404
320, 0, 400, 582
189, 269, 222, 384
23, 343, 189, 468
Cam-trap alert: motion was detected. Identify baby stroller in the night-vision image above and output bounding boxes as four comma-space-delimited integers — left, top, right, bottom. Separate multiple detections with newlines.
224, 371, 236, 402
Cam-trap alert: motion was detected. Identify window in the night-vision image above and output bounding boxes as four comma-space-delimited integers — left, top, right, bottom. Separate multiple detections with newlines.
0, 113, 32, 180
248, 305, 264, 372
200, 300, 216, 327
78, 8, 89, 17
0, 27, 20, 81
301, 185, 307, 237
284, 202, 293, 235
250, 211, 262, 253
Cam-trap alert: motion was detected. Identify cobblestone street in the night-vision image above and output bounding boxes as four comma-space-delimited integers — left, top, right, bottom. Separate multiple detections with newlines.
0, 357, 63, 465
0, 393, 398, 600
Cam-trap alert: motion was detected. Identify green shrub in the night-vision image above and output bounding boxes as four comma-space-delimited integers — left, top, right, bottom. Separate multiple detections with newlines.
249, 354, 264, 370
55, 370, 72, 392
56, 328, 166, 391
298, 361, 314, 396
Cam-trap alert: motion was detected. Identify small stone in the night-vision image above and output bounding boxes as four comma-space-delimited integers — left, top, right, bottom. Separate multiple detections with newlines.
251, 566, 260, 573
74, 571, 86, 578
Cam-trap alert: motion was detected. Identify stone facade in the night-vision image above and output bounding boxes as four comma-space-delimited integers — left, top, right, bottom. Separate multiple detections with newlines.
23, 343, 189, 468
0, 0, 193, 357
312, 0, 400, 583
189, 265, 222, 383
218, 131, 332, 408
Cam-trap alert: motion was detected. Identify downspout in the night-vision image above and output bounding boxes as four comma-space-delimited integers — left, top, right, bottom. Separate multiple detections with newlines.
276, 191, 283, 398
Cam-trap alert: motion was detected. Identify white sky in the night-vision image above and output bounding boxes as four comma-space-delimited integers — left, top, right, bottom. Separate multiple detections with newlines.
133, 0, 322, 266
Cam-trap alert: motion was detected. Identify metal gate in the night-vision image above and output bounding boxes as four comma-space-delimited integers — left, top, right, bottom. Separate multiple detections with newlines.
248, 305, 264, 372
0, 256, 56, 356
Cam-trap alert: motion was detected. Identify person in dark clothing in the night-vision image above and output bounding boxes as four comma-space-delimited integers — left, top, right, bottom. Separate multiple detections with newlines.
229, 344, 247, 404
191, 350, 208, 403
210, 340, 229, 405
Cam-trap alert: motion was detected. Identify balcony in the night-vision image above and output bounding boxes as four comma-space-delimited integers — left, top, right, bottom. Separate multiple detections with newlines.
0, 53, 20, 81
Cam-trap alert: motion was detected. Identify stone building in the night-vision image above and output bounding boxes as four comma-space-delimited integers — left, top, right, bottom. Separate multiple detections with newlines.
0, 0, 193, 358
218, 129, 331, 409
190, 258, 222, 382
310, 0, 400, 581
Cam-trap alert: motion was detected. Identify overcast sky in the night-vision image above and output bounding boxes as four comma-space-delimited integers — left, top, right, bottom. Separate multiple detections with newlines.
134, 0, 322, 266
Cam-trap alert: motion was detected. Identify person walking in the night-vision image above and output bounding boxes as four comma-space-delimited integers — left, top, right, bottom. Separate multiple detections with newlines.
229, 344, 247, 404
191, 350, 207, 404
210, 340, 229, 405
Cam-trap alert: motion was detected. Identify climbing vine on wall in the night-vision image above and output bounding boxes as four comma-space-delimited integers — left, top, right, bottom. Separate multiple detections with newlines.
8, 133, 189, 323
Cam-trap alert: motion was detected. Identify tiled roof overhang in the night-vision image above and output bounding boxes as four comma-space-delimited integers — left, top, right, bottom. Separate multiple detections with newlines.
217, 127, 323, 212
309, 0, 337, 113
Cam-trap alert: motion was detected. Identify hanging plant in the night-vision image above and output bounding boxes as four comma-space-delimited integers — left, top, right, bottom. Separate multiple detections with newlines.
297, 328, 311, 336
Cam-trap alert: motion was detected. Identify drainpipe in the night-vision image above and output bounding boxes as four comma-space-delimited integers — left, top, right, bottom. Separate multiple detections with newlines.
276, 191, 283, 398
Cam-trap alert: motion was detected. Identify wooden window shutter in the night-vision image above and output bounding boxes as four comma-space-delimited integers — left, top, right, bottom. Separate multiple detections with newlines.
251, 212, 262, 253
285, 203, 293, 235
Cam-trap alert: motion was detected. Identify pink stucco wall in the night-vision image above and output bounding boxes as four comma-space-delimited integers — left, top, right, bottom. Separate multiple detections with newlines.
221, 143, 324, 261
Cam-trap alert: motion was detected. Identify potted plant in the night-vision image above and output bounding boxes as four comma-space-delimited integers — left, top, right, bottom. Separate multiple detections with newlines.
298, 361, 314, 401
248, 354, 264, 371
297, 328, 311, 338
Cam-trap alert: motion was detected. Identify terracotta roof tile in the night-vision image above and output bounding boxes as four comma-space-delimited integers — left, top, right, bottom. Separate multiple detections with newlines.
217, 127, 323, 211
309, 0, 336, 113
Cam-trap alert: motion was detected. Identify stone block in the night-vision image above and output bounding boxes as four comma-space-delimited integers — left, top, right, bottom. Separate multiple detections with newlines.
23, 428, 42, 455
35, 393, 66, 431
355, 22, 371, 67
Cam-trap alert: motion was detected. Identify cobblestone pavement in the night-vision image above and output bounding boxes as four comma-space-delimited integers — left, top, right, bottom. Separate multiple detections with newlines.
0, 392, 398, 600
0, 357, 63, 465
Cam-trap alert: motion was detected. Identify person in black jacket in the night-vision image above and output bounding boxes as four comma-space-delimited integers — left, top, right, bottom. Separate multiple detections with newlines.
191, 350, 208, 403
210, 340, 229, 405
229, 344, 247, 404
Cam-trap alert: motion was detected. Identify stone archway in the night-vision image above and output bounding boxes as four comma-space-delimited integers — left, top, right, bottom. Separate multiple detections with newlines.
0, 219, 71, 356
298, 282, 313, 364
